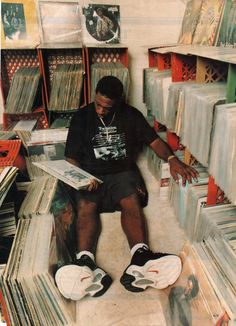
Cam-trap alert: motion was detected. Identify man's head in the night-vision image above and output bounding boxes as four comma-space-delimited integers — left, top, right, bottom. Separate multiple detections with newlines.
95, 76, 124, 118
96, 7, 104, 18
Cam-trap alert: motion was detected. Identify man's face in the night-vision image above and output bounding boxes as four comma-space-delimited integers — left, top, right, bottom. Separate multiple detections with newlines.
95, 92, 115, 118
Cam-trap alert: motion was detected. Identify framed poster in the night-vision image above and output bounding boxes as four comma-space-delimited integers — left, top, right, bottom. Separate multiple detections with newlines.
82, 4, 120, 44
37, 0, 82, 44
1, 0, 40, 48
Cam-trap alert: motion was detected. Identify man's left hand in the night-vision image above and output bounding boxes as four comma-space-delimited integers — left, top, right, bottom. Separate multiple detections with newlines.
169, 157, 199, 186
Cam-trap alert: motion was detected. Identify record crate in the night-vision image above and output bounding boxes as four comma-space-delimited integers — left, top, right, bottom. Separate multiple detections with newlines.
84, 44, 128, 103
37, 43, 87, 125
148, 45, 176, 70
171, 52, 197, 82
1, 49, 48, 129
2, 108, 49, 130
196, 57, 228, 83
0, 140, 21, 167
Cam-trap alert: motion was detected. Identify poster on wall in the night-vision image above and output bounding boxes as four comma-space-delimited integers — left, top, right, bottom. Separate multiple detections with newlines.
37, 0, 82, 44
1, 0, 40, 48
82, 4, 120, 44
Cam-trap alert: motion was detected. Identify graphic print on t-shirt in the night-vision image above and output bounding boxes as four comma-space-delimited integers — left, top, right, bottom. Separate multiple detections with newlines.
92, 126, 126, 161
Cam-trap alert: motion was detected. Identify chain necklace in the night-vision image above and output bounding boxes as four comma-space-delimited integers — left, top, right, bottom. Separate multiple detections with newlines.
98, 112, 116, 142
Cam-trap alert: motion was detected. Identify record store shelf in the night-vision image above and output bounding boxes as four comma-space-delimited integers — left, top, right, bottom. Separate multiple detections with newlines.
84, 44, 128, 103
1, 49, 48, 130
148, 44, 236, 205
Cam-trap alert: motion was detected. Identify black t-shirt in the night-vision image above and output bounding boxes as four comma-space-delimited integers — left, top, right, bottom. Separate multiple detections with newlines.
65, 102, 158, 175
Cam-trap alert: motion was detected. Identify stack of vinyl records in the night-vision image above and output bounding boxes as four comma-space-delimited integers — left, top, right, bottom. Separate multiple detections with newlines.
18, 176, 57, 218
5, 67, 41, 114
0, 131, 16, 140
48, 63, 84, 112
0, 202, 16, 237
1, 213, 75, 325
163, 243, 225, 325
181, 83, 226, 167
215, 0, 236, 47
145, 131, 168, 180
165, 81, 195, 132
168, 164, 209, 230
90, 62, 130, 101
1, 179, 77, 324
193, 203, 236, 320
25, 154, 49, 180
209, 103, 236, 204
26, 128, 68, 146
143, 68, 172, 125
0, 167, 18, 207
194, 204, 236, 242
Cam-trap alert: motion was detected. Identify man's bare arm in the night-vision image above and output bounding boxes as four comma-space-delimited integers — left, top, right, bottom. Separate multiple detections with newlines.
149, 138, 199, 186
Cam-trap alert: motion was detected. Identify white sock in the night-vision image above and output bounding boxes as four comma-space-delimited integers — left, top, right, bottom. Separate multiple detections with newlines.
76, 251, 95, 261
130, 243, 149, 257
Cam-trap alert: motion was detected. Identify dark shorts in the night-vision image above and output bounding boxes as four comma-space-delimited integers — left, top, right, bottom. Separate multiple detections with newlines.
74, 169, 148, 212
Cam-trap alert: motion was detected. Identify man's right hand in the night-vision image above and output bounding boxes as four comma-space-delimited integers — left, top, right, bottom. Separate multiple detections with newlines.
87, 178, 99, 191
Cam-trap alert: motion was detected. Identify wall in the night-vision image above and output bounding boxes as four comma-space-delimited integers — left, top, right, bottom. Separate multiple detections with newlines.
0, 0, 186, 124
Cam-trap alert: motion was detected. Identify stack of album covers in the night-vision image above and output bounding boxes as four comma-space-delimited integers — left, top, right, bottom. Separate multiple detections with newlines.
18, 176, 58, 218
33, 159, 102, 190
1, 180, 77, 324
13, 119, 37, 132
215, 0, 236, 47
194, 239, 236, 323
181, 83, 226, 167
0, 202, 16, 237
143, 68, 172, 125
0, 201, 16, 266
194, 203, 236, 243
209, 103, 236, 204
178, 0, 203, 44
192, 203, 236, 321
0, 167, 18, 208
1, 213, 75, 325
26, 128, 68, 146
0, 131, 16, 141
90, 62, 130, 101
165, 81, 195, 132
168, 164, 209, 231
161, 243, 225, 326
192, 0, 225, 46
48, 64, 84, 112
5, 67, 41, 114
25, 154, 49, 180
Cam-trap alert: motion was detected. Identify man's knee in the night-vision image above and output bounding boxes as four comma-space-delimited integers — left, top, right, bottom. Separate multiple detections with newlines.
119, 193, 142, 214
77, 199, 98, 216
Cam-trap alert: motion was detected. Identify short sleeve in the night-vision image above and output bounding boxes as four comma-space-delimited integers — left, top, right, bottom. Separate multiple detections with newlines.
133, 109, 158, 145
65, 112, 83, 160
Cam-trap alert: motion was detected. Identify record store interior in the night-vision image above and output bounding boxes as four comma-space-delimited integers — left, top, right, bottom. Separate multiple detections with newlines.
1, 0, 236, 325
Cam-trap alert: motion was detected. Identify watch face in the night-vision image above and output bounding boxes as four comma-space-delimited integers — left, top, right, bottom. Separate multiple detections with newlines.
82, 4, 120, 44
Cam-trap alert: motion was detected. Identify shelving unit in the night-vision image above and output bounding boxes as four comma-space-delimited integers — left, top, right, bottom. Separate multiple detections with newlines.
0, 49, 48, 130
84, 43, 128, 103
148, 44, 236, 205
37, 42, 86, 125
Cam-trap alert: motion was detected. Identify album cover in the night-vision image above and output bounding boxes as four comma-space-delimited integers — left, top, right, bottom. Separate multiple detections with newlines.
82, 4, 120, 44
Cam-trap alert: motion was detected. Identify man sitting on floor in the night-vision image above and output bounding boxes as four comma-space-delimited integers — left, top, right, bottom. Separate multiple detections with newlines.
55, 76, 198, 300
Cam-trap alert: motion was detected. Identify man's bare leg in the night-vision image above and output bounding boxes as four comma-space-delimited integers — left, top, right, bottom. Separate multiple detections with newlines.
120, 193, 148, 248
119, 193, 182, 292
76, 199, 101, 253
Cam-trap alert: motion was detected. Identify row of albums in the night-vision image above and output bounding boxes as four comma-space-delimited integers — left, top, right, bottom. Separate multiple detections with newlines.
1, 44, 129, 128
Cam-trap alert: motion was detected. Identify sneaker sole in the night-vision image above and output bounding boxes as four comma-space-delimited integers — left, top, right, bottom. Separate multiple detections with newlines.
55, 265, 112, 300
55, 265, 94, 300
120, 255, 182, 292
